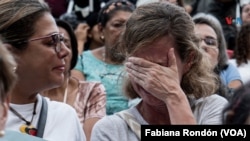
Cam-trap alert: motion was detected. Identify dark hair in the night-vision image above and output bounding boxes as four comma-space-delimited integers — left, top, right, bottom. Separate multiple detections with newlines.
223, 81, 250, 124
176, 0, 184, 7
234, 23, 250, 66
86, 12, 99, 29
55, 19, 78, 70
84, 12, 99, 51
98, 0, 136, 27
59, 11, 85, 30
0, 0, 51, 50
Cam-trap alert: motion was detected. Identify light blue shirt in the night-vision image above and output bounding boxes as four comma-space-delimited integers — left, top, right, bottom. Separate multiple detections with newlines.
219, 63, 243, 86
1, 130, 47, 141
75, 50, 129, 115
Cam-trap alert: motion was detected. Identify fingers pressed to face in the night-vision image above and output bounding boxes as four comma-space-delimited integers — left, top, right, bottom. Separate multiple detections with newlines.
127, 57, 155, 68
125, 61, 146, 75
126, 67, 145, 86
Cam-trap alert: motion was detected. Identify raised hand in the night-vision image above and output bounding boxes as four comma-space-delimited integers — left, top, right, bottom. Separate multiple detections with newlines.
125, 48, 183, 101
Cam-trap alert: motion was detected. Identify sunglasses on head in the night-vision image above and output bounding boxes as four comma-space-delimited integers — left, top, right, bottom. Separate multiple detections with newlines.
18, 33, 64, 53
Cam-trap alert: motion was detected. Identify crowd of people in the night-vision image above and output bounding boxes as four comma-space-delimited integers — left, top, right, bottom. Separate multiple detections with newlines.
0, 0, 250, 141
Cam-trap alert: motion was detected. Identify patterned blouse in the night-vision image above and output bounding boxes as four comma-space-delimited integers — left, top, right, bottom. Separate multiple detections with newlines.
73, 80, 106, 125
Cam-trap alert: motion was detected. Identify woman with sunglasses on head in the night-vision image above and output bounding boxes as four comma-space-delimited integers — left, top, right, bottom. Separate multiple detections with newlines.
193, 13, 243, 100
42, 19, 106, 141
0, 0, 86, 140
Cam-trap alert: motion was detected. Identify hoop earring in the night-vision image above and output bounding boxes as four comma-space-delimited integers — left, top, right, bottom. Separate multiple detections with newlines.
0, 130, 5, 137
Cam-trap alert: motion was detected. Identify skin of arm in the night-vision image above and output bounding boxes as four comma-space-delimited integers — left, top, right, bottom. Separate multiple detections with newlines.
228, 80, 242, 89
74, 23, 89, 55
84, 117, 101, 141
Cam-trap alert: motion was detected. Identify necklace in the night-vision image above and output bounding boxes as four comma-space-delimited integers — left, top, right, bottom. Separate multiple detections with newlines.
99, 51, 119, 79
9, 100, 38, 136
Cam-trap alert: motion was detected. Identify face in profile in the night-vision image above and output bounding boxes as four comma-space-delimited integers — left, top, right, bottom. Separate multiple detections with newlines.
58, 26, 72, 76
16, 13, 69, 90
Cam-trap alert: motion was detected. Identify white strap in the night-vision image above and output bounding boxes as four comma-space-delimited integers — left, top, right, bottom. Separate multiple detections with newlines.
117, 111, 141, 139
67, 0, 74, 14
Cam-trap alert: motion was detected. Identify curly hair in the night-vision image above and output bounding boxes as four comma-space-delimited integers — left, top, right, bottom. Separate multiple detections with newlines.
235, 23, 250, 66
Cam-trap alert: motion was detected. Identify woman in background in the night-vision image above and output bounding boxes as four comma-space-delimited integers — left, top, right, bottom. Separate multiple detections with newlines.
193, 13, 242, 99
73, 0, 136, 115
42, 19, 106, 141
229, 23, 250, 84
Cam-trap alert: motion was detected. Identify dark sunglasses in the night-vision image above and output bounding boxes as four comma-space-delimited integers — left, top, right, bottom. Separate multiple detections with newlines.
18, 33, 64, 53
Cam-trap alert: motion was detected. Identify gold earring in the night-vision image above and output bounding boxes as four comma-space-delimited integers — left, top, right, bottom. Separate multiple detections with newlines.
0, 130, 5, 137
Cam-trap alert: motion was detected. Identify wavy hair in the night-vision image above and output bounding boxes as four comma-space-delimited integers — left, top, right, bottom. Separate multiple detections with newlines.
235, 23, 250, 66
120, 2, 218, 99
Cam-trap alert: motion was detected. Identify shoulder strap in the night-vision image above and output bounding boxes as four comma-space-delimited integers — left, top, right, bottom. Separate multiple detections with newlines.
36, 96, 48, 138
117, 111, 141, 139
